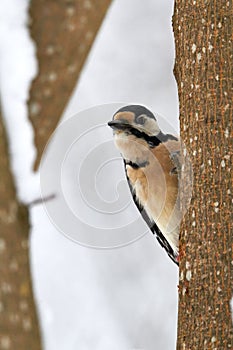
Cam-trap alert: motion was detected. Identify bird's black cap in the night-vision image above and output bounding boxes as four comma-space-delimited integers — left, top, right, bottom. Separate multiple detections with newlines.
113, 105, 156, 120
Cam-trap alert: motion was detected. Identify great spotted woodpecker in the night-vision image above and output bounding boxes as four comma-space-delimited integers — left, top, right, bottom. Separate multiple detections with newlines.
108, 105, 181, 265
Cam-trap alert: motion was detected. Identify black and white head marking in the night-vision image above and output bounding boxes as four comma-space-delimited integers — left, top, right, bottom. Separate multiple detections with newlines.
109, 105, 178, 148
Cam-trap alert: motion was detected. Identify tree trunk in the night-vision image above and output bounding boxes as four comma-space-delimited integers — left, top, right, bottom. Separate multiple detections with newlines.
0, 109, 42, 350
173, 1, 232, 349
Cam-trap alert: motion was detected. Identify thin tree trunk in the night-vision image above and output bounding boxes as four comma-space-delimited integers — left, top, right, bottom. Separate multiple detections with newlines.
0, 108, 42, 350
173, 1, 232, 349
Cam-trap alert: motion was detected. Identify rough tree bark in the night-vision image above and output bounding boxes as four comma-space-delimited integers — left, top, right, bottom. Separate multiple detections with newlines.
0, 1, 111, 349
173, 1, 232, 349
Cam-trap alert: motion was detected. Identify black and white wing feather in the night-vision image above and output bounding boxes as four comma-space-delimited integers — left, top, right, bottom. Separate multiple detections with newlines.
123, 160, 179, 265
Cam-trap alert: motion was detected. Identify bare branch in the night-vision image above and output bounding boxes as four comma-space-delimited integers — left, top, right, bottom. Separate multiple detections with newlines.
28, 0, 112, 170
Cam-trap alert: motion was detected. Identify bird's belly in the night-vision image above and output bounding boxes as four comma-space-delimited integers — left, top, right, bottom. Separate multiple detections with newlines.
133, 179, 179, 253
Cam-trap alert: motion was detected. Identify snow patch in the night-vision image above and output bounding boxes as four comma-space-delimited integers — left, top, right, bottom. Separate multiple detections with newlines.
0, 0, 39, 203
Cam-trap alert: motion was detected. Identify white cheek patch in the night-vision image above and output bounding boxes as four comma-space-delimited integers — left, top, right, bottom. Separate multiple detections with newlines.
129, 118, 160, 136
144, 119, 160, 136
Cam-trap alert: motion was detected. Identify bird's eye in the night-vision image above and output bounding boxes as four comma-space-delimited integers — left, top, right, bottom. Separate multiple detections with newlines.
136, 115, 146, 125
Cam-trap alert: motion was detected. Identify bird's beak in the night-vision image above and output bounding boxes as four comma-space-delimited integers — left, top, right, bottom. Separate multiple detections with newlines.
108, 119, 131, 131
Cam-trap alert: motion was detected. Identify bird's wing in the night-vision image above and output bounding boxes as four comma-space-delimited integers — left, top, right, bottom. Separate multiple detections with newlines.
169, 150, 182, 176
123, 160, 179, 265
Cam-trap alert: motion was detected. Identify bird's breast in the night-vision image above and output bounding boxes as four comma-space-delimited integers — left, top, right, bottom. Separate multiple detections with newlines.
126, 166, 148, 205
126, 157, 180, 253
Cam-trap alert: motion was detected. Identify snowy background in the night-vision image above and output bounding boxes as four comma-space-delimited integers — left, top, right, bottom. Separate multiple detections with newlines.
0, 0, 179, 349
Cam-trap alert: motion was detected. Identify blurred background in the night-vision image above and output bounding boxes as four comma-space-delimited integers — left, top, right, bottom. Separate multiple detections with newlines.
0, 0, 179, 349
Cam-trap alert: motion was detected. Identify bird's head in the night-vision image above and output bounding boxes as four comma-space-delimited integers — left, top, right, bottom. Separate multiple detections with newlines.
108, 105, 161, 138
108, 105, 162, 163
